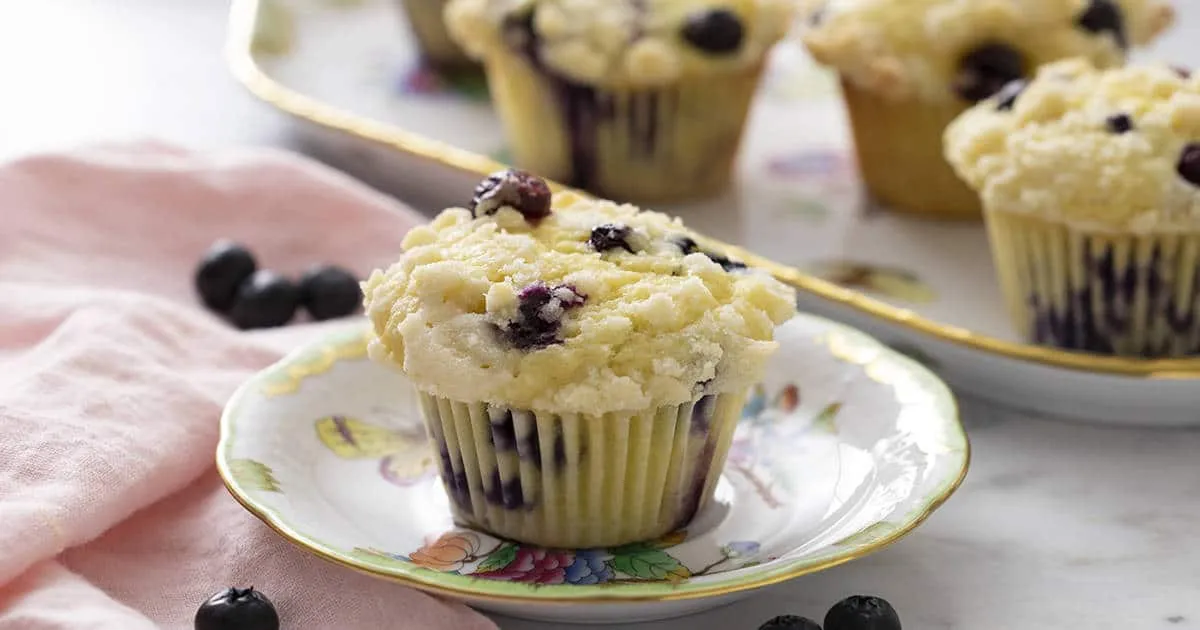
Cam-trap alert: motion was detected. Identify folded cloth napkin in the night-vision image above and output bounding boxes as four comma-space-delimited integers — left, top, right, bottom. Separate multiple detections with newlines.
0, 143, 497, 630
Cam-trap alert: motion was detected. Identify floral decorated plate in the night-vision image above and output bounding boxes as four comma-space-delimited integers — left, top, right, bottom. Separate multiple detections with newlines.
217, 313, 968, 624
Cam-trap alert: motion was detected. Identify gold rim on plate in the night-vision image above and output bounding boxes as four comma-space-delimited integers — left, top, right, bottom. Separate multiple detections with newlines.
224, 0, 1200, 379
217, 320, 971, 605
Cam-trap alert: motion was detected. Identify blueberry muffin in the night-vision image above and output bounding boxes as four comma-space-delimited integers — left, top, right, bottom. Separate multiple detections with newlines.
398, 0, 476, 70
799, 0, 1174, 219
445, 0, 797, 203
945, 59, 1200, 357
362, 170, 796, 547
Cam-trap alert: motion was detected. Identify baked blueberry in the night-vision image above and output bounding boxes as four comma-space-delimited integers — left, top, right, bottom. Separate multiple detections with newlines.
760, 615, 822, 630
195, 587, 279, 630
994, 80, 1027, 112
1077, 0, 1127, 49
470, 169, 552, 222
503, 282, 586, 350
589, 224, 635, 253
682, 8, 744, 54
954, 43, 1026, 102
228, 270, 300, 330
195, 240, 257, 312
674, 236, 747, 271
1105, 113, 1134, 134
1174, 66, 1192, 79
1177, 143, 1200, 186
299, 265, 361, 321
824, 595, 902, 630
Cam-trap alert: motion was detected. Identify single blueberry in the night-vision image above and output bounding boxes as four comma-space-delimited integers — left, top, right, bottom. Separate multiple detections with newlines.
195, 587, 279, 630
1077, 0, 1127, 49
228, 270, 300, 330
195, 240, 257, 312
1105, 113, 1134, 134
298, 264, 361, 321
470, 169, 552, 222
1177, 143, 1200, 186
760, 615, 823, 630
954, 42, 1026, 102
993, 80, 1027, 112
682, 8, 744, 54
825, 595, 902, 630
503, 283, 586, 350
589, 223, 635, 253
1173, 66, 1192, 79
673, 235, 747, 271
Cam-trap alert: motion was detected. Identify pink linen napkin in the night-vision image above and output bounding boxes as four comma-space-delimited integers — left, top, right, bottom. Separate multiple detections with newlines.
0, 143, 497, 630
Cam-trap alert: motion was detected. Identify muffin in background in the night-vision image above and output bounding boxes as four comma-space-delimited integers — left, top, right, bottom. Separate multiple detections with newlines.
362, 170, 797, 547
799, 0, 1174, 219
397, 0, 476, 71
945, 58, 1200, 357
445, 0, 797, 203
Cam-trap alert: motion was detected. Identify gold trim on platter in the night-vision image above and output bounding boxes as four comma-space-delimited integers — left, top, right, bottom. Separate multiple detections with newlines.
225, 0, 1200, 379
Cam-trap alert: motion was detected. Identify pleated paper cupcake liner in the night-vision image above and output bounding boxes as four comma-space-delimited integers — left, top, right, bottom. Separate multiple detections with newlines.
841, 81, 982, 219
418, 391, 747, 549
483, 50, 763, 203
987, 211, 1200, 357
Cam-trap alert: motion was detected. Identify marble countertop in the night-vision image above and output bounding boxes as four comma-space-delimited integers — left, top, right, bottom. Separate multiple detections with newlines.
5, 2, 1200, 628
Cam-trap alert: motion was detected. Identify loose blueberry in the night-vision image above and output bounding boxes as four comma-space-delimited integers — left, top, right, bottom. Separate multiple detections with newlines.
1077, 0, 1127, 49
503, 283, 586, 350
470, 169, 552, 222
1105, 113, 1134, 134
195, 587, 279, 630
954, 42, 1026, 102
760, 615, 822, 630
1177, 143, 1200, 186
993, 80, 1027, 112
589, 224, 635, 253
825, 595, 902, 630
682, 8, 744, 54
1173, 66, 1192, 79
299, 265, 361, 321
195, 240, 257, 312
228, 270, 300, 330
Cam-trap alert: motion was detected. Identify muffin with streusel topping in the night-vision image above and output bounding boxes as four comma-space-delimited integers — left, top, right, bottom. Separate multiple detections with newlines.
445, 0, 797, 203
799, 0, 1174, 219
362, 170, 796, 547
945, 59, 1200, 357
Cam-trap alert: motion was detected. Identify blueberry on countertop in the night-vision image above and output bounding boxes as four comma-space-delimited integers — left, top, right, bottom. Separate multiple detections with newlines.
195, 587, 279, 630
196, 240, 257, 312
682, 8, 745, 54
228, 270, 300, 330
299, 264, 361, 321
470, 169, 553, 222
824, 595, 902, 630
954, 42, 1025, 103
760, 615, 823, 630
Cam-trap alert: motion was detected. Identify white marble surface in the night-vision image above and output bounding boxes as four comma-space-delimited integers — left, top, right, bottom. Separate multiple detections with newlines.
4, 2, 1200, 629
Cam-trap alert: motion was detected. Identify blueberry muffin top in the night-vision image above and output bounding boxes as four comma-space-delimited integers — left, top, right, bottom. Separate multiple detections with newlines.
798, 0, 1174, 103
362, 170, 796, 414
444, 0, 798, 86
945, 59, 1200, 232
